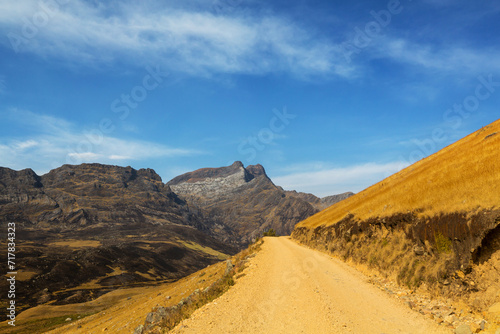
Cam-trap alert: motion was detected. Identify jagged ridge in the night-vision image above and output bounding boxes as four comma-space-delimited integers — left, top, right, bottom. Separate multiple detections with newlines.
167, 161, 319, 243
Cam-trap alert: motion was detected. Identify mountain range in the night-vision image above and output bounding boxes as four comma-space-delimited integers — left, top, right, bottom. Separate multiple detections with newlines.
0, 161, 351, 312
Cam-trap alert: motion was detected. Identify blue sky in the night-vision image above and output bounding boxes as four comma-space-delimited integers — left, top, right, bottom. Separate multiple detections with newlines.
0, 0, 499, 197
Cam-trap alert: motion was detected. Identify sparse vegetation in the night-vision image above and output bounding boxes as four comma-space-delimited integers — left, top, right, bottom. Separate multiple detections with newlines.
158, 273, 236, 331
434, 232, 452, 253
368, 255, 379, 267
48, 239, 102, 248
263, 228, 277, 237
380, 238, 389, 248
177, 239, 230, 260
0, 312, 96, 334
145, 239, 264, 332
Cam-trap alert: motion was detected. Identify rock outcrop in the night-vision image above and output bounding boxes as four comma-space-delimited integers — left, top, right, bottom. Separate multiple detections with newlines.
168, 162, 254, 200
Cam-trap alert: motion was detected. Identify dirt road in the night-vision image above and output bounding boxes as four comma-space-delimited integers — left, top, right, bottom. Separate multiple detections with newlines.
171, 237, 450, 334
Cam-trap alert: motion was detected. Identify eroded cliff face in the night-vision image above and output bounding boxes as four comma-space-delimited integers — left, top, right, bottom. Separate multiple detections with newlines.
168, 161, 319, 243
292, 209, 500, 312
294, 209, 500, 269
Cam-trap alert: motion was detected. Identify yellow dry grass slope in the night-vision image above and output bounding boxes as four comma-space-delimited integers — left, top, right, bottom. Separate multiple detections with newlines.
298, 119, 500, 229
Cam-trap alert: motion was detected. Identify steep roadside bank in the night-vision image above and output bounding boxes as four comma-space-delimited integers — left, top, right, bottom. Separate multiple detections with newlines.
292, 120, 500, 331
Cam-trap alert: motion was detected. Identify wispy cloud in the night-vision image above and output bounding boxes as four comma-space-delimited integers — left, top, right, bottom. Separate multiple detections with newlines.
0, 1, 353, 79
0, 109, 201, 174
13, 139, 38, 150
2, 1, 498, 81
273, 161, 408, 197
109, 155, 132, 160
373, 37, 500, 75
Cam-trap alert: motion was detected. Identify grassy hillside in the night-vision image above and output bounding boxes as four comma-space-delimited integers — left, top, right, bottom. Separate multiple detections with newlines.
292, 119, 500, 318
297, 119, 500, 229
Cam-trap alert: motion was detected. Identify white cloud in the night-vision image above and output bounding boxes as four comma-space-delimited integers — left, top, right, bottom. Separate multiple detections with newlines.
1, 1, 499, 81
14, 139, 38, 150
273, 161, 409, 197
0, 109, 202, 174
68, 152, 101, 160
373, 37, 500, 75
109, 155, 132, 160
0, 1, 353, 78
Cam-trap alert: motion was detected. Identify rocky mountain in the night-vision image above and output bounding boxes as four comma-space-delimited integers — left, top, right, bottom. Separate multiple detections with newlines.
0, 162, 351, 312
284, 189, 354, 210
167, 161, 320, 243
0, 164, 237, 312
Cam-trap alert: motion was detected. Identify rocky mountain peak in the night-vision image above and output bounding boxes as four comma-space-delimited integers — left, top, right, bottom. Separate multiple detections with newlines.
167, 161, 272, 200
168, 161, 245, 186
246, 164, 267, 178
40, 163, 166, 192
137, 168, 163, 182
0, 167, 43, 190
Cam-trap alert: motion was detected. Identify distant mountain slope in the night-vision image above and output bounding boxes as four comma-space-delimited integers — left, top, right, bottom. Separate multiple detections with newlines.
284, 189, 354, 210
0, 164, 237, 312
293, 119, 500, 312
168, 162, 320, 243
